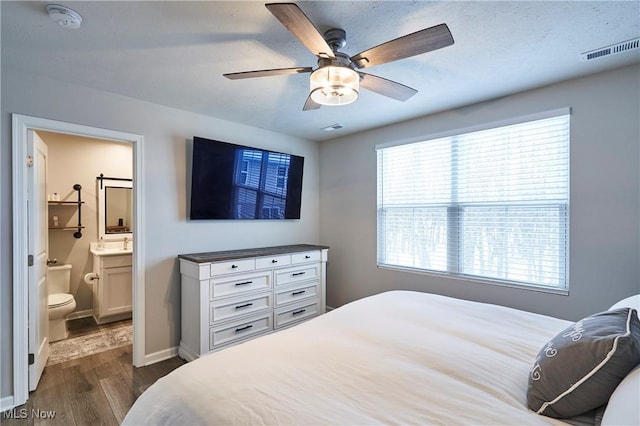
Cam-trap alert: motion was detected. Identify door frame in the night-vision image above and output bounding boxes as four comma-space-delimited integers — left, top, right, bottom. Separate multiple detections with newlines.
12, 114, 145, 406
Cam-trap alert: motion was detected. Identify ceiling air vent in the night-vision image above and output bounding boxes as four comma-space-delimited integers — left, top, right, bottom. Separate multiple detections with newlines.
580, 37, 640, 62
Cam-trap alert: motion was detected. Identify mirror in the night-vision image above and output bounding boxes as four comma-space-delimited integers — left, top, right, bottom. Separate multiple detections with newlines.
98, 177, 133, 241
105, 187, 132, 233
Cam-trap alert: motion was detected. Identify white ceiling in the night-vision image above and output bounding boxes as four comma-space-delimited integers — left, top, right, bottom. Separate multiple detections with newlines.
2, 1, 639, 142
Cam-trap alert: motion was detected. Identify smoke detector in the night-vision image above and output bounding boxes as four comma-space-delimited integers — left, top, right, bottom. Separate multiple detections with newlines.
322, 124, 344, 132
47, 4, 82, 29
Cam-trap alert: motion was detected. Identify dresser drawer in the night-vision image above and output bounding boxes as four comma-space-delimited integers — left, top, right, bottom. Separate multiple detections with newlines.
291, 251, 321, 264
210, 291, 272, 324
274, 282, 318, 306
274, 264, 320, 287
210, 314, 272, 349
210, 272, 271, 299
210, 259, 255, 276
274, 301, 320, 329
255, 254, 291, 270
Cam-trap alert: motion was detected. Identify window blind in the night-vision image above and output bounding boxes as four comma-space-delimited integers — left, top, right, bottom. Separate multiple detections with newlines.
376, 112, 570, 290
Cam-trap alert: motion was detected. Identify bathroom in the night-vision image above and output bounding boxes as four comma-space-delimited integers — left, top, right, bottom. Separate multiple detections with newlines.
41, 130, 134, 365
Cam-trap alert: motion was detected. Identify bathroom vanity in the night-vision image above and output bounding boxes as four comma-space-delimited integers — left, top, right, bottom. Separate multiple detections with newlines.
90, 245, 133, 324
89, 175, 134, 324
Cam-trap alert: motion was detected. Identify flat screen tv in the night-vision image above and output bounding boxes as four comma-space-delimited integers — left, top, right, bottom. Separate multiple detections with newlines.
189, 136, 304, 220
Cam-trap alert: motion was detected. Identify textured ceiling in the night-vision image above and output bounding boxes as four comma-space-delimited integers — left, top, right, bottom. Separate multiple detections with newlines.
2, 1, 639, 141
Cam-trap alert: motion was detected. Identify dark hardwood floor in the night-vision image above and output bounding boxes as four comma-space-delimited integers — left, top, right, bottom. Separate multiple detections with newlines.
2, 344, 185, 425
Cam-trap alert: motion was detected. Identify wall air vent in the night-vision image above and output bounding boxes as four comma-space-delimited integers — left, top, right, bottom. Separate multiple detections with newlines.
580, 37, 640, 62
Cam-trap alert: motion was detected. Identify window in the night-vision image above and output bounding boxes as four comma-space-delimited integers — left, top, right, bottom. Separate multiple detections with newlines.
376, 110, 570, 291
276, 166, 287, 189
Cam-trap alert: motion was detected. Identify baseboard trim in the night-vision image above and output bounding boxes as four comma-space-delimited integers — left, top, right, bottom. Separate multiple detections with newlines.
0, 395, 16, 412
178, 343, 198, 363
326, 306, 335, 312
144, 346, 179, 366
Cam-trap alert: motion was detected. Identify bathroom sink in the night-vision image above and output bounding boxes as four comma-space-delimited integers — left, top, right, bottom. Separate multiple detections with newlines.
90, 247, 132, 256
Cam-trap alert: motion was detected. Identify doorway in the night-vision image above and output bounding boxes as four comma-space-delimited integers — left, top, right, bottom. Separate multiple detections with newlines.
11, 114, 145, 407
39, 131, 133, 366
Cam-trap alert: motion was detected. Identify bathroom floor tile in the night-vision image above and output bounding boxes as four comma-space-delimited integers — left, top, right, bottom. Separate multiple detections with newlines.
66, 317, 131, 339
48, 320, 133, 366
66, 317, 100, 338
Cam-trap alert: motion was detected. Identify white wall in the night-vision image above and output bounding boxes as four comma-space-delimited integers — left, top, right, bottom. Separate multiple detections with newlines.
41, 131, 133, 314
320, 64, 640, 322
0, 67, 321, 398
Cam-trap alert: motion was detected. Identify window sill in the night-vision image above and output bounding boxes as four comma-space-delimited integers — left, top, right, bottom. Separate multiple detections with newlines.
376, 264, 569, 296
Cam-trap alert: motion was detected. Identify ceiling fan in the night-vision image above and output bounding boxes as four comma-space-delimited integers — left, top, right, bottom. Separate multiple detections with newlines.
223, 2, 454, 111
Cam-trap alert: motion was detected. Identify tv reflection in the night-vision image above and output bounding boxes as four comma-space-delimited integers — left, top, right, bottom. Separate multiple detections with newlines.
232, 149, 292, 219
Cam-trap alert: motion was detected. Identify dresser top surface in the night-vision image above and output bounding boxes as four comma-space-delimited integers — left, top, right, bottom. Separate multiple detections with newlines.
178, 244, 329, 263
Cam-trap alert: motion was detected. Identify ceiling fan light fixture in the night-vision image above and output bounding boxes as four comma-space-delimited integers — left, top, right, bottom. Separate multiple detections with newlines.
309, 66, 359, 106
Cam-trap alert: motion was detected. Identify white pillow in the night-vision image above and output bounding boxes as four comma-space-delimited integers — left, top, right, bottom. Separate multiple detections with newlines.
609, 294, 640, 311
601, 366, 640, 426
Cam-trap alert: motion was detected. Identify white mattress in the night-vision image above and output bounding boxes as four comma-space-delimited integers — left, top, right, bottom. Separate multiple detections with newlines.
123, 291, 574, 425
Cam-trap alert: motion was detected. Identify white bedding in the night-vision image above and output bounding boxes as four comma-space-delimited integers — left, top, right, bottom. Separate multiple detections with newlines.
123, 291, 575, 425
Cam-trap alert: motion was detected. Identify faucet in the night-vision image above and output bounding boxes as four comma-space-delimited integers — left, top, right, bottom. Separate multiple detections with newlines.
123, 237, 129, 250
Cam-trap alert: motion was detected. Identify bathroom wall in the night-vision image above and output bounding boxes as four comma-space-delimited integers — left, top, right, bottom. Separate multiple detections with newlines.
40, 131, 133, 316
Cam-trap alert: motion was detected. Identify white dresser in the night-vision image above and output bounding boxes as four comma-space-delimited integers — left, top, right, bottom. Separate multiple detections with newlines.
178, 244, 328, 361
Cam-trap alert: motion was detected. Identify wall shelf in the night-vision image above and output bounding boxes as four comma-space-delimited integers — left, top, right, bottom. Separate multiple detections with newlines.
48, 184, 84, 238
48, 201, 85, 206
49, 226, 86, 230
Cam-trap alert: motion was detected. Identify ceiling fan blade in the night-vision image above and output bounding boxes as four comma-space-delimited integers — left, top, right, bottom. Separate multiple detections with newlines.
358, 73, 417, 101
265, 3, 335, 59
350, 23, 454, 69
303, 94, 321, 111
224, 67, 312, 80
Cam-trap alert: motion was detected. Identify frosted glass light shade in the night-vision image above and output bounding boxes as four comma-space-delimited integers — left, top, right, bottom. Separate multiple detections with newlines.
309, 66, 359, 106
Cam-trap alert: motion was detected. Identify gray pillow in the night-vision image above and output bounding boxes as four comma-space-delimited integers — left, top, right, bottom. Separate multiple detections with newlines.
527, 308, 640, 418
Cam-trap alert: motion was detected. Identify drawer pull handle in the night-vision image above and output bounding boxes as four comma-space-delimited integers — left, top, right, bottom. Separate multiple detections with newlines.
292, 272, 306, 276
305, 255, 311, 259
235, 281, 253, 286
235, 324, 253, 333
292, 309, 306, 316
292, 290, 306, 296
231, 264, 238, 269
235, 303, 253, 310
272, 259, 278, 263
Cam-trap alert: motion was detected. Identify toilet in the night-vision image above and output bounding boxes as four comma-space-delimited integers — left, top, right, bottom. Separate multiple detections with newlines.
47, 264, 77, 342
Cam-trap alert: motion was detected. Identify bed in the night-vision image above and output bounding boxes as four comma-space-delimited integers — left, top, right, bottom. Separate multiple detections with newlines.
123, 291, 640, 425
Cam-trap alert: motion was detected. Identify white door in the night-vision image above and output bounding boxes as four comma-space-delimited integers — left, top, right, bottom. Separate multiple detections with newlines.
28, 130, 49, 391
